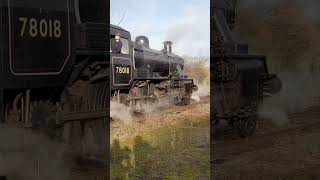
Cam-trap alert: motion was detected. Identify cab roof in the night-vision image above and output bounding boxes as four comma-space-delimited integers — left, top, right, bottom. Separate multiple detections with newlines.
110, 24, 129, 33
110, 24, 130, 39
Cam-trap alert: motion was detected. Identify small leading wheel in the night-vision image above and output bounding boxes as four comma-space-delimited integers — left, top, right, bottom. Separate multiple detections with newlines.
236, 115, 257, 138
211, 115, 218, 139
182, 94, 191, 106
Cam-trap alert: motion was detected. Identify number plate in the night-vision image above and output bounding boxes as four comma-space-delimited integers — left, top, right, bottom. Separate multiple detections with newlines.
8, 0, 71, 75
112, 57, 132, 86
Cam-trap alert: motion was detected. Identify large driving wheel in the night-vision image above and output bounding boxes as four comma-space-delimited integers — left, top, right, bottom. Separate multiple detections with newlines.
233, 106, 257, 137
60, 81, 108, 162
236, 115, 257, 138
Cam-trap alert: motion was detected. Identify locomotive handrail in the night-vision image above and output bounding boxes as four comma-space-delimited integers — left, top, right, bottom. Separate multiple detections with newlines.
134, 77, 194, 81
74, 0, 82, 24
213, 54, 266, 59
213, 53, 270, 75
76, 50, 108, 55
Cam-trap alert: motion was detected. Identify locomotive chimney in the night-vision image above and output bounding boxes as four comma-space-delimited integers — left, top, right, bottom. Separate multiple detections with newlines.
163, 41, 173, 53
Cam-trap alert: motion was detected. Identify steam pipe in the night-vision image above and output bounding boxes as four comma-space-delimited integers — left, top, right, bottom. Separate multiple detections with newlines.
74, 0, 82, 24
213, 9, 234, 43
25, 90, 30, 126
13, 93, 23, 113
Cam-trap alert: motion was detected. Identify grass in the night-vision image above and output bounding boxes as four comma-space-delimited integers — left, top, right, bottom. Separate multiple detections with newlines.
110, 117, 210, 180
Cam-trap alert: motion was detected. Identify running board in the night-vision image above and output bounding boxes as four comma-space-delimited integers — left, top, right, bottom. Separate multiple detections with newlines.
60, 109, 108, 122
127, 95, 154, 101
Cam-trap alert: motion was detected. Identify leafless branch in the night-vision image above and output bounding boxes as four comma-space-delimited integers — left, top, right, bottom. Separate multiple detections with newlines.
117, 8, 127, 26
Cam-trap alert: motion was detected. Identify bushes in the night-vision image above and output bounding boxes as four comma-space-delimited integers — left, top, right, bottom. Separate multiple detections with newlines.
183, 57, 209, 85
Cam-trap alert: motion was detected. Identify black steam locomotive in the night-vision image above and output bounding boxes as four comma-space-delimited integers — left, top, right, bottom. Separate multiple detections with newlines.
110, 24, 198, 109
0, 0, 108, 165
212, 0, 282, 137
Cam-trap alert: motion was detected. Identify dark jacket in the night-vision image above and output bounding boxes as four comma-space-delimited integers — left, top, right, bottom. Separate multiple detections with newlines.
111, 39, 122, 53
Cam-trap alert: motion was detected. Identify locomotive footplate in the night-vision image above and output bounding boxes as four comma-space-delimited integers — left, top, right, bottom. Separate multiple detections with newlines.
57, 109, 107, 124
127, 95, 154, 101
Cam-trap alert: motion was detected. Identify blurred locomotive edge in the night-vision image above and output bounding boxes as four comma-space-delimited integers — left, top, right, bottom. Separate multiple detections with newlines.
0, 0, 108, 167
110, 25, 198, 111
212, 0, 282, 137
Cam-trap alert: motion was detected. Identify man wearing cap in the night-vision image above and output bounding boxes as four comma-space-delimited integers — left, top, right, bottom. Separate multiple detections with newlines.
111, 32, 123, 53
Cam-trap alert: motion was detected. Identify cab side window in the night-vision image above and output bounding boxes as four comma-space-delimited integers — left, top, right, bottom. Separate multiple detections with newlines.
110, 35, 130, 55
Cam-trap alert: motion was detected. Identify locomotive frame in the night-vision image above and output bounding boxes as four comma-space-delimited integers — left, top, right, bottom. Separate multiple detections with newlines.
212, 0, 282, 137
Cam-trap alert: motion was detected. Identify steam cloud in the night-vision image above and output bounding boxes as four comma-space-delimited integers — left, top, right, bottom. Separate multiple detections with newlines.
259, 72, 320, 126
235, 0, 320, 126
110, 101, 133, 124
0, 128, 71, 180
192, 84, 210, 102
110, 98, 171, 123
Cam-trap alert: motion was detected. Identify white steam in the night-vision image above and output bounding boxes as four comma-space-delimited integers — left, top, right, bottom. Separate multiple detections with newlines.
0, 128, 70, 180
259, 71, 320, 126
192, 84, 210, 102
110, 101, 133, 124
110, 98, 171, 123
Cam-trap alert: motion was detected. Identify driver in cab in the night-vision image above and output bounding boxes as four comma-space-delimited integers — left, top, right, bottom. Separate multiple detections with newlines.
111, 32, 122, 53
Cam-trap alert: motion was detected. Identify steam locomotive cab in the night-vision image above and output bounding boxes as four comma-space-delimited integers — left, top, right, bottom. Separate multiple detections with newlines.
110, 25, 133, 90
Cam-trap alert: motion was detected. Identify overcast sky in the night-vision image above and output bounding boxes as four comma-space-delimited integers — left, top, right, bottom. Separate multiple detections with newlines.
111, 0, 210, 57
238, 0, 320, 23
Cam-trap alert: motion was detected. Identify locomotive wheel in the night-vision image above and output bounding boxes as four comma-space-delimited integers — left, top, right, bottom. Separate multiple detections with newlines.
29, 100, 58, 137
183, 94, 191, 105
59, 87, 83, 155
63, 120, 107, 159
211, 117, 218, 138
236, 116, 257, 138
61, 81, 108, 162
173, 95, 190, 106
231, 106, 258, 138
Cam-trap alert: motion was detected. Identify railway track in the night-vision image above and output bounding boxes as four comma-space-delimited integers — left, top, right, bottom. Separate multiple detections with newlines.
71, 166, 107, 180
212, 105, 320, 178
211, 107, 320, 164
213, 105, 320, 147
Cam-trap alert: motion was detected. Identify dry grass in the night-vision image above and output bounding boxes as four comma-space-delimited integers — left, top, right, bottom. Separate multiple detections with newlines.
111, 98, 209, 143
110, 98, 210, 179
184, 59, 209, 85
